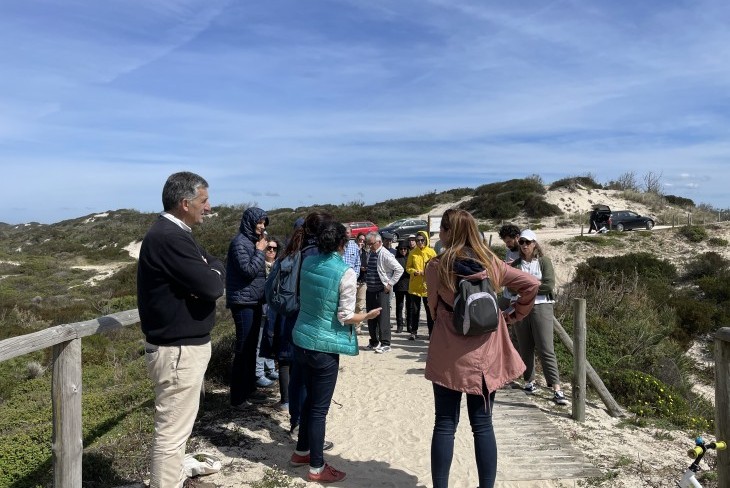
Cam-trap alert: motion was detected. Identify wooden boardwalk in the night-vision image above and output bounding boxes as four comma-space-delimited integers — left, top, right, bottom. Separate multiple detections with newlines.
493, 388, 602, 486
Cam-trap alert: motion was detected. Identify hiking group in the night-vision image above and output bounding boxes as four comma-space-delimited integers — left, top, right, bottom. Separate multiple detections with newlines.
137, 171, 568, 488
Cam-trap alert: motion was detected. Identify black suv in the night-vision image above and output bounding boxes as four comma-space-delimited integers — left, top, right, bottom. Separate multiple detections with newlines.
588, 204, 655, 232
608, 210, 655, 231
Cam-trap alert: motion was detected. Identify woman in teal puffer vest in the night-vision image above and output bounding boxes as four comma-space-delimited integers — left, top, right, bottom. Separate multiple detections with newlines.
289, 222, 382, 483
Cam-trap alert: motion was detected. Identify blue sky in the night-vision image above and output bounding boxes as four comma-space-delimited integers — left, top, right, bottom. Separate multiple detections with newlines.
3, 0, 730, 224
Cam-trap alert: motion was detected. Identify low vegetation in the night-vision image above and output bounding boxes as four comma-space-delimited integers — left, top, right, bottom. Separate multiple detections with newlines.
554, 250, 727, 435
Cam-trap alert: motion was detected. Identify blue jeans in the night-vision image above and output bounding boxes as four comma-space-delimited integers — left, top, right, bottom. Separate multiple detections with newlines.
294, 346, 339, 469
229, 304, 262, 406
256, 320, 276, 378
431, 383, 497, 488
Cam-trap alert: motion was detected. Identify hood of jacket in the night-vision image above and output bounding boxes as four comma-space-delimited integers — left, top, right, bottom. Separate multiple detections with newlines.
239, 207, 269, 242
417, 230, 430, 248
453, 257, 484, 277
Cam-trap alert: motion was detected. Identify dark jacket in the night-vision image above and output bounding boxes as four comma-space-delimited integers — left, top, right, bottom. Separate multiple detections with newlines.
226, 207, 269, 306
357, 248, 368, 283
137, 216, 225, 346
394, 249, 411, 292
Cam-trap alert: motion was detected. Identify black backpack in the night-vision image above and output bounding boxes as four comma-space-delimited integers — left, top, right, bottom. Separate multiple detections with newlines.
265, 251, 303, 317
451, 276, 500, 336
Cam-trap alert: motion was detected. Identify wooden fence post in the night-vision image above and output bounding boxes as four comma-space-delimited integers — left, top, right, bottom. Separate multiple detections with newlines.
553, 318, 624, 417
52, 338, 83, 487
572, 299, 586, 422
716, 327, 730, 488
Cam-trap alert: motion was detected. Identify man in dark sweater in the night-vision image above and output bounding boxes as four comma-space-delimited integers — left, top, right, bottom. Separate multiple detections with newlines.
137, 171, 225, 488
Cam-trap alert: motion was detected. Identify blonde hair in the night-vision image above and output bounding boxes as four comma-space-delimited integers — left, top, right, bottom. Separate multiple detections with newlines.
437, 209, 503, 292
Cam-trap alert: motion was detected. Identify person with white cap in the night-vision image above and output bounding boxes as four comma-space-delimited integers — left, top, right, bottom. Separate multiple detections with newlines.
510, 229, 568, 405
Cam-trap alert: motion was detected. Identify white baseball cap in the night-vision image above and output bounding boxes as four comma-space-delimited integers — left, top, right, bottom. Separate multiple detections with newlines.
519, 229, 538, 242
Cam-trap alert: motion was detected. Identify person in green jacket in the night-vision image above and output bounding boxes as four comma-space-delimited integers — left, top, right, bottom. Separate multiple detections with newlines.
289, 221, 381, 483
511, 229, 568, 406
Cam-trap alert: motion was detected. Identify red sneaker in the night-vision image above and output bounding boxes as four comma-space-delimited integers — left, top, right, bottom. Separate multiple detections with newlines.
290, 452, 310, 466
308, 463, 346, 483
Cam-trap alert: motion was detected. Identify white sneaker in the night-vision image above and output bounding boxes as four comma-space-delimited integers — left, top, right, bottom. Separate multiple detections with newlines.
366, 342, 380, 351
375, 345, 391, 354
553, 390, 568, 405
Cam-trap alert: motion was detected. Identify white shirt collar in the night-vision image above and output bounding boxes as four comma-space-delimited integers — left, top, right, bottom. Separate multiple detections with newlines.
161, 212, 192, 233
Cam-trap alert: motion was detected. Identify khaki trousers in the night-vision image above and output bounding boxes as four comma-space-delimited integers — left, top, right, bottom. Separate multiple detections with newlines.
145, 342, 211, 488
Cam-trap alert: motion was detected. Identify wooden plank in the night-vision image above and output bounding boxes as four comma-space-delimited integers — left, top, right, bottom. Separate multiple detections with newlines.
52, 339, 83, 487
0, 309, 140, 362
573, 299, 586, 422
494, 389, 602, 480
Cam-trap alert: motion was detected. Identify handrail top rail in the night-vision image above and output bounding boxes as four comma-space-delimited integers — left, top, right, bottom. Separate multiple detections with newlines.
0, 309, 140, 363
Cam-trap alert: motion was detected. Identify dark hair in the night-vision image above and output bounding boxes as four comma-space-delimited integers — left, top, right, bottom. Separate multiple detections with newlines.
267, 237, 283, 255
437, 209, 501, 292
498, 224, 521, 239
317, 222, 347, 254
283, 211, 334, 257
161, 172, 208, 211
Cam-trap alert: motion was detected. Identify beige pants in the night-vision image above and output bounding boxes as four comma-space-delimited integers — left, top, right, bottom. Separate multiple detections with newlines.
145, 342, 211, 488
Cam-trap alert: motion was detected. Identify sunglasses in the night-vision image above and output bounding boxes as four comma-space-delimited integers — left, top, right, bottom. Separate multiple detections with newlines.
416, 238, 425, 242
266, 246, 278, 251
518, 239, 534, 246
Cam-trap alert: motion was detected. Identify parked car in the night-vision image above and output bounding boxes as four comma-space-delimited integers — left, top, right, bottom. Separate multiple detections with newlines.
378, 218, 429, 240
588, 205, 654, 232
608, 210, 655, 231
345, 221, 378, 238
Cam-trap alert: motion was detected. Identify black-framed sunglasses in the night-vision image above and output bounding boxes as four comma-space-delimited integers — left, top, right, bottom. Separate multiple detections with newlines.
415, 238, 425, 242
518, 239, 533, 246
266, 246, 278, 251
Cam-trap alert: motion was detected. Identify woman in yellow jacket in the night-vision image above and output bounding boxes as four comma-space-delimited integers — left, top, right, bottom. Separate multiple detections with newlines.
406, 230, 437, 339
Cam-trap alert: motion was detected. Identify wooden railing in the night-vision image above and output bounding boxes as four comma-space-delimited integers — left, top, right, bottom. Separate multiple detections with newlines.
0, 310, 140, 487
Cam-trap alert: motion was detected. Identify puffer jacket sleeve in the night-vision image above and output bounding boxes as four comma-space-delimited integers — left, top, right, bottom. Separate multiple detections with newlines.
229, 234, 266, 281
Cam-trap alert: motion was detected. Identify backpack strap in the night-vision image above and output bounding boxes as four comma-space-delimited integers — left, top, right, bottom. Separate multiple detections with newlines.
296, 244, 317, 298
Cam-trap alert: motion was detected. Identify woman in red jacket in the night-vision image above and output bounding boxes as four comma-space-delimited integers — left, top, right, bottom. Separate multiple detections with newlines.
425, 209, 539, 488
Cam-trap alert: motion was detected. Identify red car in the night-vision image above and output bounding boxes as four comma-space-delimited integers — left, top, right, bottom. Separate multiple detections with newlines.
345, 221, 379, 238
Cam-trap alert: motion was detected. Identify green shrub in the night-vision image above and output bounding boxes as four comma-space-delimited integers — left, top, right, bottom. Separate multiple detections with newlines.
678, 225, 708, 243
682, 252, 729, 281
673, 290, 718, 339
461, 178, 561, 220
549, 175, 603, 191
574, 252, 677, 289
664, 194, 695, 207
708, 237, 728, 247
602, 370, 709, 431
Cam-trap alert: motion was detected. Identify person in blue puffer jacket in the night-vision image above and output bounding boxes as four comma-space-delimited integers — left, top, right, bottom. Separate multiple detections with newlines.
226, 206, 270, 407
288, 221, 381, 483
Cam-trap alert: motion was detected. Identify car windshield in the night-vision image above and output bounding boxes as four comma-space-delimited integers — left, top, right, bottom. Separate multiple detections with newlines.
387, 219, 407, 227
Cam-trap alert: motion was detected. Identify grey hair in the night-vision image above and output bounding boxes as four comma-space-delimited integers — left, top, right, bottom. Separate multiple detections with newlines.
366, 231, 381, 243
162, 172, 208, 211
